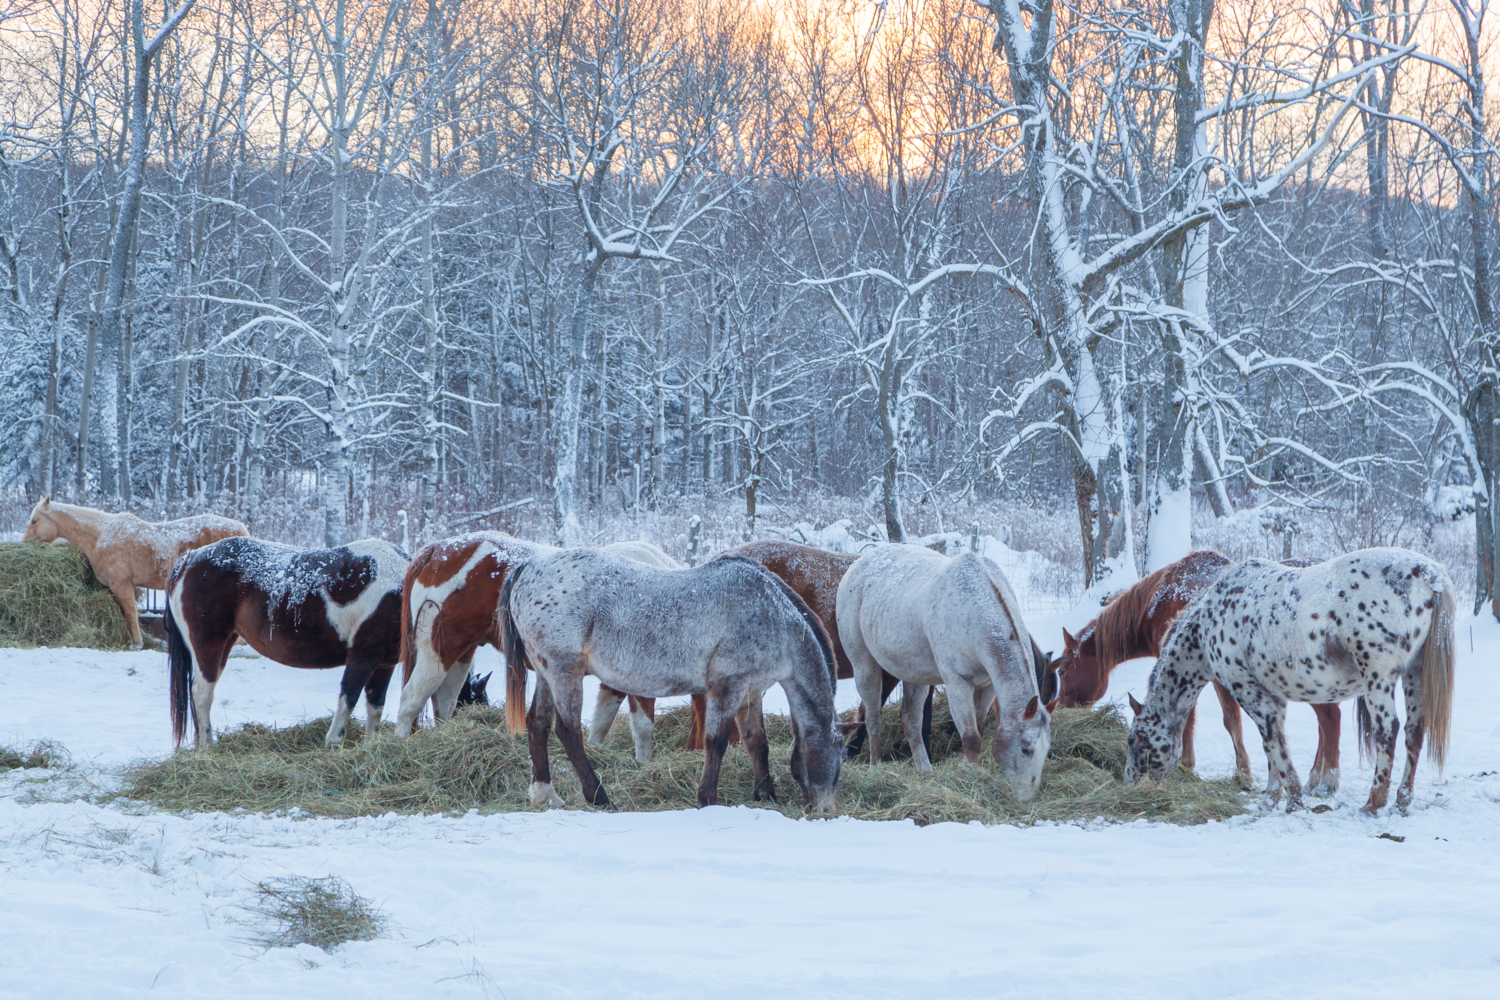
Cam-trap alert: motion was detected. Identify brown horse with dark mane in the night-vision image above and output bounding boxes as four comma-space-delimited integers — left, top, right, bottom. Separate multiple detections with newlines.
1055, 549, 1343, 793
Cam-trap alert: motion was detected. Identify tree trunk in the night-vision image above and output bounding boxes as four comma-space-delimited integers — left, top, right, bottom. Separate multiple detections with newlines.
552, 256, 601, 545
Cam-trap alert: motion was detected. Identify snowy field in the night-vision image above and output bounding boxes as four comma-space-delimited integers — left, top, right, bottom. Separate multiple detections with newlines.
1, 614, 1497, 998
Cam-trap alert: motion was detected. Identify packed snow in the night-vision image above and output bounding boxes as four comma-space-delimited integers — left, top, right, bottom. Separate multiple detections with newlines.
1, 611, 1497, 997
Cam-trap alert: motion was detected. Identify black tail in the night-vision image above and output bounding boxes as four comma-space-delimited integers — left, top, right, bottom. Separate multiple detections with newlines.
499, 562, 531, 734
1356, 696, 1375, 767
166, 599, 193, 747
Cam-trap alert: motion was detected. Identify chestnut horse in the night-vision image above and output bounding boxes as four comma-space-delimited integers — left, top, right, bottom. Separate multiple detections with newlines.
1055, 550, 1343, 793
501, 550, 842, 811
23, 497, 247, 647
166, 537, 408, 748
394, 532, 677, 756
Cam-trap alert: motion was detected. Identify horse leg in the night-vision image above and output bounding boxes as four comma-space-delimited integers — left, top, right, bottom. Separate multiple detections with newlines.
363, 663, 396, 732
627, 696, 655, 763
108, 579, 145, 648
1395, 672, 1425, 813
589, 685, 626, 745
943, 675, 981, 766
696, 684, 748, 807
395, 648, 451, 738
1358, 684, 1401, 814
431, 654, 470, 722
899, 682, 933, 771
687, 692, 708, 752
1180, 702, 1197, 772
1308, 703, 1342, 797
527, 678, 565, 808
922, 684, 935, 759
736, 691, 774, 802
1240, 691, 1302, 812
1213, 680, 1254, 789
549, 671, 611, 809
191, 635, 234, 748
853, 659, 888, 766
328, 660, 377, 747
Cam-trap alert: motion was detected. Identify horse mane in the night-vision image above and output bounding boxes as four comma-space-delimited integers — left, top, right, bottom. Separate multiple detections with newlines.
1092, 550, 1230, 672
722, 555, 838, 696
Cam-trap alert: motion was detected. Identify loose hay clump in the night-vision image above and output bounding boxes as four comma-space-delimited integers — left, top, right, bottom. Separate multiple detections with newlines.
0, 542, 130, 649
247, 875, 384, 951
0, 739, 70, 772
123, 698, 1244, 827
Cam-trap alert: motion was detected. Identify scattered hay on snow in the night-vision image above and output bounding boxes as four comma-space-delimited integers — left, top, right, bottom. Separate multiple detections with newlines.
246, 875, 384, 951
0, 739, 70, 772
0, 542, 130, 649
123, 699, 1244, 827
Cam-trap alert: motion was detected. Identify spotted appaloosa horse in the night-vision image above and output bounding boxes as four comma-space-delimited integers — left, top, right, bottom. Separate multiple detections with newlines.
394, 532, 677, 757
1056, 550, 1344, 793
502, 550, 842, 812
23, 497, 247, 647
1125, 549, 1455, 814
838, 544, 1052, 800
166, 537, 409, 748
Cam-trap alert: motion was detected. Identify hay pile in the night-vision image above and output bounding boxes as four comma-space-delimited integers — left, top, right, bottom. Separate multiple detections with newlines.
247, 876, 385, 951
124, 695, 1245, 827
0, 542, 130, 649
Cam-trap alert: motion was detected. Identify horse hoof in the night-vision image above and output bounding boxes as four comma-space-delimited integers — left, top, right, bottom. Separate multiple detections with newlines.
529, 782, 565, 808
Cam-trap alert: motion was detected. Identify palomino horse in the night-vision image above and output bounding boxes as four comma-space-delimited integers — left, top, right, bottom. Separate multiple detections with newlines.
1056, 550, 1343, 793
838, 545, 1052, 800
23, 497, 246, 647
501, 550, 842, 812
1125, 549, 1455, 814
167, 537, 408, 748
394, 532, 678, 757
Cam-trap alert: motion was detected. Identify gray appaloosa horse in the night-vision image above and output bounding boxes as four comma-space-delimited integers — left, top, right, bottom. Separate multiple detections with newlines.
500, 550, 842, 812
1124, 548, 1455, 815
837, 544, 1052, 801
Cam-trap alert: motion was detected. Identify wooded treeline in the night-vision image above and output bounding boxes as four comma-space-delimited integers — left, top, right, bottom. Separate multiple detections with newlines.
2, 0, 1498, 607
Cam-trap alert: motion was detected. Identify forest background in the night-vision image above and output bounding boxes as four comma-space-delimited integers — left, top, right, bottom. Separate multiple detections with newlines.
2, 0, 1497, 613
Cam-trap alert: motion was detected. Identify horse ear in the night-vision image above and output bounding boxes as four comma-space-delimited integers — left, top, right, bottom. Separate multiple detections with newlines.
1045, 696, 1060, 714
1062, 628, 1076, 652
1128, 692, 1144, 717
1022, 695, 1040, 720
39, 496, 50, 509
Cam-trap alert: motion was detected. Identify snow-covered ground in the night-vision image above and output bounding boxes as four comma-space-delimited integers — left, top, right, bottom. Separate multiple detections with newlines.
1, 614, 1497, 998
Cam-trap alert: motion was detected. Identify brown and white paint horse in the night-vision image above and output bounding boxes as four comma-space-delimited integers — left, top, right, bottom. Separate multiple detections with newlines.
502, 550, 842, 811
166, 537, 408, 748
1126, 549, 1455, 814
394, 532, 677, 757
1055, 549, 1343, 793
838, 545, 1052, 800
23, 497, 247, 647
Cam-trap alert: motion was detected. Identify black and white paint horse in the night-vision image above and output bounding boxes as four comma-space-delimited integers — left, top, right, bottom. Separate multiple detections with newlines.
167, 537, 409, 748
500, 550, 843, 812
1125, 549, 1455, 814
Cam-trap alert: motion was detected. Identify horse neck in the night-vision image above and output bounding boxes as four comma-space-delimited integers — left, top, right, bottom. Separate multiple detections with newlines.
45, 503, 106, 556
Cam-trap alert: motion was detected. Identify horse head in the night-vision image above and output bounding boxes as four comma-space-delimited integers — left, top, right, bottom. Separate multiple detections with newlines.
789, 720, 842, 815
1123, 691, 1182, 785
991, 693, 1051, 802
1054, 627, 1108, 707
22, 496, 57, 543
457, 670, 492, 707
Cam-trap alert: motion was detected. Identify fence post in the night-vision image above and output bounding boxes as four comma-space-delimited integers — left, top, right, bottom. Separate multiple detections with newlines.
687, 515, 701, 567
970, 523, 979, 553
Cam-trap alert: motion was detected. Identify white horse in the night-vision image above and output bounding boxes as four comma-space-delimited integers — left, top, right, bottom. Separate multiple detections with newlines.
1124, 549, 1455, 814
837, 544, 1051, 800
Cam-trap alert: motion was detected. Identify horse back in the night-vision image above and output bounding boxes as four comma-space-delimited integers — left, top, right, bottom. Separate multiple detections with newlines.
720, 541, 857, 678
